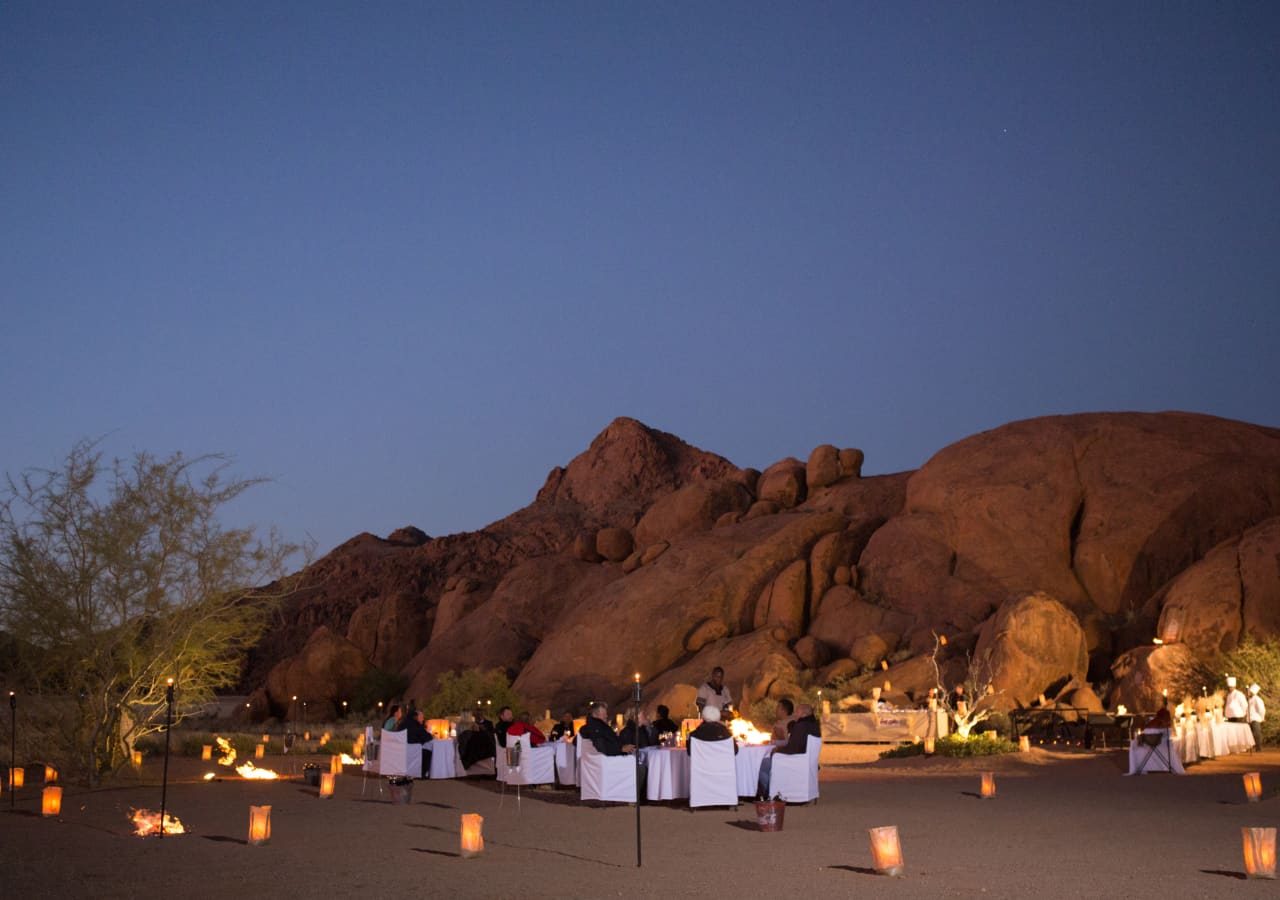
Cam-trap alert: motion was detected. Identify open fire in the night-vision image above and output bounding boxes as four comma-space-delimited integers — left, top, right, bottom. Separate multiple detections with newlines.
215, 736, 236, 766
730, 719, 774, 746
235, 761, 280, 780
130, 808, 186, 836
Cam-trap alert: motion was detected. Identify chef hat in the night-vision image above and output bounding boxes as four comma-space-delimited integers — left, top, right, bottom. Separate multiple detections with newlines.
1227, 676, 1238, 688
701, 705, 721, 722
1250, 683, 1261, 694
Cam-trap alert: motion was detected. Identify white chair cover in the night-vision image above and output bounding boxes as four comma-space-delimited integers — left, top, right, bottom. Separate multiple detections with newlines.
770, 735, 821, 802
503, 734, 556, 787
1127, 728, 1185, 775
689, 737, 738, 808
363, 726, 379, 773
578, 734, 637, 802
378, 729, 422, 778
494, 736, 507, 783
554, 739, 577, 786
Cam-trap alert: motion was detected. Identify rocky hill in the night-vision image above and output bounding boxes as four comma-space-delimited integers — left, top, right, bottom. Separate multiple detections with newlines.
241, 412, 1280, 721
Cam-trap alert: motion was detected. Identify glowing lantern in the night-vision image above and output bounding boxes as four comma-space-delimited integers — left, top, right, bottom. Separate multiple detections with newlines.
883, 681, 892, 692
1116, 704, 1127, 716
319, 772, 335, 799
303, 731, 311, 741
42, 785, 62, 817
573, 717, 587, 737
924, 737, 935, 755
44, 765, 57, 784
248, 805, 272, 846
427, 719, 451, 740
330, 754, 344, 775
1019, 735, 1031, 753
1244, 772, 1263, 803
461, 813, 484, 857
881, 660, 889, 671
9, 767, 23, 789
261, 734, 270, 744
131, 750, 143, 768
255, 743, 265, 759
1243, 827, 1277, 879
868, 825, 904, 876
201, 745, 213, 761
615, 713, 624, 730
980, 772, 996, 799
939, 634, 948, 646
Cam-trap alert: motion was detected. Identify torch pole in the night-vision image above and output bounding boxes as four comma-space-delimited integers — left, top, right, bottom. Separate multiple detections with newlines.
632, 675, 642, 868
159, 680, 174, 837
8, 692, 15, 810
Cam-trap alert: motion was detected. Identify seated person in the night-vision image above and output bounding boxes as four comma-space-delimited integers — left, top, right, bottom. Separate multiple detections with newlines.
506, 711, 547, 746
495, 706, 515, 748
549, 711, 577, 741
771, 698, 795, 741
651, 705, 679, 739
404, 710, 435, 777
579, 701, 633, 756
382, 703, 405, 732
619, 710, 657, 749
1144, 701, 1172, 730
458, 711, 496, 769
756, 703, 820, 798
686, 705, 737, 755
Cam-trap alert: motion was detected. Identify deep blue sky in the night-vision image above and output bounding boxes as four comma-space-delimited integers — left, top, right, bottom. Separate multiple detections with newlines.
3, 2, 1278, 555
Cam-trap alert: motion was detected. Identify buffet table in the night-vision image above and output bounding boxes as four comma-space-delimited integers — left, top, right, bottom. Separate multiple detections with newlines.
821, 709, 949, 742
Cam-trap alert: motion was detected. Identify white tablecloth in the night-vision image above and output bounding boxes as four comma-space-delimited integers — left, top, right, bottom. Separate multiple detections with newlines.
1130, 722, 1254, 774
553, 739, 577, 785
639, 746, 690, 801
735, 744, 773, 797
428, 738, 460, 779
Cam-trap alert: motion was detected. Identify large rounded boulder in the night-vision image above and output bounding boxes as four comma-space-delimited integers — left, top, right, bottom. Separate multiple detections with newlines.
974, 592, 1088, 708
634, 479, 753, 548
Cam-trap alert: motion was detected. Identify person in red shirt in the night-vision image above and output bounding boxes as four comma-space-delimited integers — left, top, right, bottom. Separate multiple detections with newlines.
505, 711, 547, 746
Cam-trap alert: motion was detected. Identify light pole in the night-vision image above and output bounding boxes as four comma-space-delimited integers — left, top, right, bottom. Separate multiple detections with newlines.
632, 673, 643, 868
159, 679, 174, 837
8, 691, 15, 810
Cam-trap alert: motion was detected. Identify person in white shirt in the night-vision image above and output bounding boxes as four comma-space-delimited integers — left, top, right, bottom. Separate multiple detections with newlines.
1248, 683, 1266, 750
695, 666, 733, 716
1224, 676, 1248, 722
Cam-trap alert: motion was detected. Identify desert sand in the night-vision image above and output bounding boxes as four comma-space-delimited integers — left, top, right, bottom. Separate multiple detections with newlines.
2, 748, 1278, 899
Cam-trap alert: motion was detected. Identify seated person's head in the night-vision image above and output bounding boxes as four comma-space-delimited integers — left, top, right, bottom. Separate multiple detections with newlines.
388, 703, 401, 719
499, 706, 514, 722
516, 711, 531, 724
796, 703, 814, 719
701, 705, 721, 723
589, 701, 608, 721
777, 698, 794, 718
656, 704, 670, 720
560, 711, 574, 724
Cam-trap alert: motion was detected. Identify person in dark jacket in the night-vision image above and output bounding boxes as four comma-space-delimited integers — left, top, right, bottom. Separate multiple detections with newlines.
579, 702, 632, 755
652, 705, 679, 738
495, 706, 515, 748
756, 704, 820, 798
619, 709, 658, 749
549, 712, 576, 741
686, 705, 737, 755
405, 709, 434, 777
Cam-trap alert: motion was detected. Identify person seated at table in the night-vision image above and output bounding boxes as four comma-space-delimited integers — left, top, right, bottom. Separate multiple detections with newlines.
549, 711, 576, 741
1143, 700, 1172, 730
382, 703, 405, 731
405, 709, 435, 777
619, 709, 658, 749
458, 710, 496, 770
495, 706, 515, 747
771, 698, 795, 741
652, 705, 679, 738
580, 701, 636, 756
756, 703, 820, 798
506, 711, 547, 746
686, 705, 736, 755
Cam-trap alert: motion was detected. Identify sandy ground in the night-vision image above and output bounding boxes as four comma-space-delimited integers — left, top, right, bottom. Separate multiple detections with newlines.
3, 746, 1279, 899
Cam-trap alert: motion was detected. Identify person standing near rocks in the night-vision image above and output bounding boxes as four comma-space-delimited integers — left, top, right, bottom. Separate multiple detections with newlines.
695, 666, 733, 715
1225, 677, 1248, 722
1248, 684, 1266, 749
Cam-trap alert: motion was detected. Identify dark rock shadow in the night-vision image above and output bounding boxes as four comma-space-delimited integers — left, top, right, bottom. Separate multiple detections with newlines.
415, 800, 455, 809
1199, 869, 1246, 880
960, 791, 983, 799
411, 848, 460, 858
828, 865, 881, 875
202, 835, 248, 845
727, 819, 760, 831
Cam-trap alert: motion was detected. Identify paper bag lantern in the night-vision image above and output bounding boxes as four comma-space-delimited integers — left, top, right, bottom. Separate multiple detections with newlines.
923, 737, 935, 755
428, 719, 451, 740
261, 734, 270, 743
255, 743, 265, 759
1243, 827, 1277, 879
1019, 735, 1031, 752
461, 813, 484, 858
1244, 772, 1264, 803
42, 785, 62, 817
9, 767, 23, 789
201, 745, 213, 761
980, 772, 996, 799
248, 805, 272, 846
44, 765, 57, 784
131, 750, 143, 768
868, 825, 904, 876
330, 754, 343, 775
319, 772, 335, 799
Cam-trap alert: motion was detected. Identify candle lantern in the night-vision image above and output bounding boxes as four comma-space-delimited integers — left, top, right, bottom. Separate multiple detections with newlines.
201, 745, 213, 761
261, 734, 270, 744
9, 767, 23, 790
924, 736, 935, 755
615, 713, 624, 731
1244, 772, 1263, 803
131, 750, 143, 768
44, 765, 57, 784
1019, 735, 1031, 753
980, 772, 996, 799
319, 772, 336, 799
868, 825, 904, 876
255, 743, 265, 760
248, 805, 272, 846
883, 680, 892, 693
1243, 827, 1277, 879
303, 731, 311, 741
461, 813, 484, 858
42, 785, 62, 817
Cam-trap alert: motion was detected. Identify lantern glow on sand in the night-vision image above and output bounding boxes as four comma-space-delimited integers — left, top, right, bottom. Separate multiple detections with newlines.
980, 772, 996, 799
319, 772, 335, 799
1243, 827, 1277, 879
1244, 772, 1263, 803
869, 825, 904, 876
461, 813, 484, 858
248, 805, 272, 846
42, 785, 62, 817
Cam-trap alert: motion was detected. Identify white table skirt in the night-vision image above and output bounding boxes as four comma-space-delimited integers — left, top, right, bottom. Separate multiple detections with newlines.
1127, 730, 1185, 775
553, 739, 577, 786
428, 738, 460, 779
639, 746, 690, 800
735, 744, 774, 797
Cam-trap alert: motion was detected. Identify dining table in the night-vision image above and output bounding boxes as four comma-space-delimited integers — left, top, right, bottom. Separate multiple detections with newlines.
638, 745, 691, 801
427, 737, 461, 779
735, 743, 775, 797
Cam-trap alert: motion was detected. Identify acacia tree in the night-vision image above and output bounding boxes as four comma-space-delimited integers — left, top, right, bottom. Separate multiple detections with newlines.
0, 441, 300, 784
930, 634, 1002, 738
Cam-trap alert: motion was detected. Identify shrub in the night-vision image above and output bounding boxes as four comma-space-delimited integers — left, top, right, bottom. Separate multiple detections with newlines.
1219, 639, 1280, 743
935, 733, 1017, 757
350, 668, 409, 713
420, 667, 522, 718
879, 743, 925, 760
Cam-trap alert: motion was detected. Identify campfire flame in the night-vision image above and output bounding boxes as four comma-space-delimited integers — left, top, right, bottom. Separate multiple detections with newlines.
215, 736, 236, 766
235, 761, 280, 780
730, 719, 774, 746
339, 752, 362, 766
130, 808, 186, 836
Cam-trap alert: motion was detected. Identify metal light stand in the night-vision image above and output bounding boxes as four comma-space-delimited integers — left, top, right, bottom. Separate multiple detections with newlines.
159, 680, 174, 837
633, 676, 643, 868
8, 692, 15, 810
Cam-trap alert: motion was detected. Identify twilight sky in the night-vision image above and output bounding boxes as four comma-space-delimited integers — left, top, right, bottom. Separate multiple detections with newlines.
2, 2, 1278, 555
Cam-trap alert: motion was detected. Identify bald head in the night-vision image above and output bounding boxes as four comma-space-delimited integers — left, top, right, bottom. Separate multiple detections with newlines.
796, 703, 814, 718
